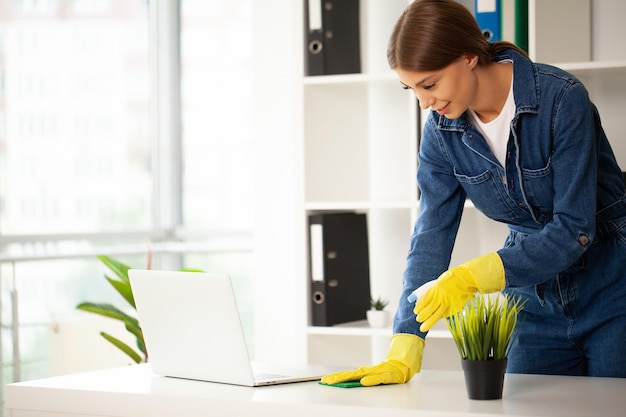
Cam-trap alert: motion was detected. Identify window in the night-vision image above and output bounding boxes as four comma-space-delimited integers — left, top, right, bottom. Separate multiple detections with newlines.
1, 1, 151, 234
180, 1, 254, 233
0, 0, 255, 389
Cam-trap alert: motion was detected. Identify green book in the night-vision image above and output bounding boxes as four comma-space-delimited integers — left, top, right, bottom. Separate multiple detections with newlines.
500, 0, 528, 52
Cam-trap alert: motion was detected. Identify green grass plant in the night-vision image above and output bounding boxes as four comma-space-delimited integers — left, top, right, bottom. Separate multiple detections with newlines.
446, 293, 526, 361
370, 295, 389, 311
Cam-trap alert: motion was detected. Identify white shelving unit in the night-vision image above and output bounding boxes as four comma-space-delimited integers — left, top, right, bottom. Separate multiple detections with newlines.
300, 0, 626, 369
303, 0, 418, 331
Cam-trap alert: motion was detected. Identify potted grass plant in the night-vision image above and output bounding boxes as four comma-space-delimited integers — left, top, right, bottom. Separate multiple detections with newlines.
446, 293, 526, 400
366, 296, 390, 328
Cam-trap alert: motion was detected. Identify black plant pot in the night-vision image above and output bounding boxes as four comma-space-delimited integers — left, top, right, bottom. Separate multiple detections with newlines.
461, 358, 507, 400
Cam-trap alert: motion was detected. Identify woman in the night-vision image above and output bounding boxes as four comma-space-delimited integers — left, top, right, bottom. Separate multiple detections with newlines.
322, 0, 626, 386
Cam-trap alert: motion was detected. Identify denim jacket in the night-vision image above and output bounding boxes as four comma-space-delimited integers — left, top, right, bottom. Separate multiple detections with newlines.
393, 48, 626, 337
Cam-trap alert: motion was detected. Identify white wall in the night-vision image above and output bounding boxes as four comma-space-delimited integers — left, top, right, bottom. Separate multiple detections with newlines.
251, 1, 308, 366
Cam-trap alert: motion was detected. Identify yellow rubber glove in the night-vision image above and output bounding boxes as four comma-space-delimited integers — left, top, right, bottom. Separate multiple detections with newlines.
414, 252, 505, 332
321, 334, 425, 386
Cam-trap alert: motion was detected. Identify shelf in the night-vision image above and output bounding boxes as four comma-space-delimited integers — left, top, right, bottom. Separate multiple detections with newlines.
303, 71, 398, 86
558, 60, 626, 77
307, 320, 451, 339
308, 320, 391, 336
304, 200, 477, 212
303, 61, 626, 87
305, 201, 418, 211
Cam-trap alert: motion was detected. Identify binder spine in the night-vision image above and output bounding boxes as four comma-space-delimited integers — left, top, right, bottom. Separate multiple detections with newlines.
309, 221, 327, 326
500, 0, 528, 52
513, 0, 528, 52
475, 0, 501, 42
305, 0, 325, 76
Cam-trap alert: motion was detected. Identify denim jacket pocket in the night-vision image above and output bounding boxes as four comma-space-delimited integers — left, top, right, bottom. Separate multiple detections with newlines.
455, 169, 517, 221
521, 159, 554, 213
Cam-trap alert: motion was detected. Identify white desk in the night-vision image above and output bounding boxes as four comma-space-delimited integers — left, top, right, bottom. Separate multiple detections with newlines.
6, 364, 626, 417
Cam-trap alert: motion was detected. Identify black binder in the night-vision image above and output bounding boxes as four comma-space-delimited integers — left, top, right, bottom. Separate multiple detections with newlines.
304, 0, 361, 76
308, 212, 370, 326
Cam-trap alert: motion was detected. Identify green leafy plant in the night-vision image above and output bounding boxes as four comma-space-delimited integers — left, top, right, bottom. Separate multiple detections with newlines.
446, 294, 526, 361
76, 255, 147, 364
370, 296, 389, 311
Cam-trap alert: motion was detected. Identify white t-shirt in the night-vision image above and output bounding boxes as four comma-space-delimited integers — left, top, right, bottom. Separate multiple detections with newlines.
468, 66, 515, 167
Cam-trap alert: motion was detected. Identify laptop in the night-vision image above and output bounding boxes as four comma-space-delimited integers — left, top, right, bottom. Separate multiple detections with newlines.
128, 269, 327, 386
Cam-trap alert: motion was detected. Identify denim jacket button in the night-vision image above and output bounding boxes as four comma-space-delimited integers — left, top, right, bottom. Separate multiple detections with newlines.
518, 202, 526, 208
578, 235, 589, 246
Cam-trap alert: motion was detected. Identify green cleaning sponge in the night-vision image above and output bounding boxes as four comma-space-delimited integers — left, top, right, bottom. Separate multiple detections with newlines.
318, 380, 364, 388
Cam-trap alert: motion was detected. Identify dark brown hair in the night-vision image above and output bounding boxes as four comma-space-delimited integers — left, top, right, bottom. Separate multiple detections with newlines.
387, 0, 528, 72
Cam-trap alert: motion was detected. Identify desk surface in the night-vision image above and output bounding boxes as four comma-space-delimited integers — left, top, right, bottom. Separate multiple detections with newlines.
6, 364, 626, 417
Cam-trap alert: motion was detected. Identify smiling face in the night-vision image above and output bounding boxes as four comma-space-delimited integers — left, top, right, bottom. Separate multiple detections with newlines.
395, 55, 479, 119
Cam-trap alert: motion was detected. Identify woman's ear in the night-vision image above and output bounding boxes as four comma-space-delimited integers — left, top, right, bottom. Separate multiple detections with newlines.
464, 54, 479, 69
